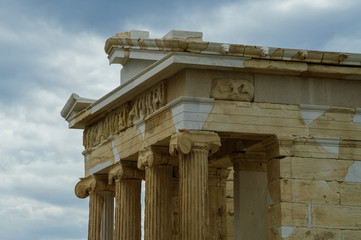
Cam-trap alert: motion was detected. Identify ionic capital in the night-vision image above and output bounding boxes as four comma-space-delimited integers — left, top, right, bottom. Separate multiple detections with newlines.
137, 146, 174, 170
108, 161, 144, 184
169, 131, 221, 157
75, 175, 111, 199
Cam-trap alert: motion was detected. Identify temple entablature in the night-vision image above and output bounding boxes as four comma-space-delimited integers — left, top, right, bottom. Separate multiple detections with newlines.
62, 29, 361, 240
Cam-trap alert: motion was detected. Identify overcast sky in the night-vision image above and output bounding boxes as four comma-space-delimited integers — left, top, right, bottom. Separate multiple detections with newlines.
1, 0, 361, 239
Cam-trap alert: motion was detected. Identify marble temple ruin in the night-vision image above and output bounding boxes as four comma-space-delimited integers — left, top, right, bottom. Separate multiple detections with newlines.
61, 30, 361, 240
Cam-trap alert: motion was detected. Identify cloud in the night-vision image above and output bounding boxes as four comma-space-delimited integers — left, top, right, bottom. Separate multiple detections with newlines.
0, 14, 120, 103
0, 92, 89, 239
0, 4, 121, 240
124, 0, 361, 53
1, 1, 361, 239
0, 196, 88, 240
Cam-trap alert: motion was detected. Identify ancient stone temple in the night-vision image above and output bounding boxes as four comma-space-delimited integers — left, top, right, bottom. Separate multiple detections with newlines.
61, 30, 361, 240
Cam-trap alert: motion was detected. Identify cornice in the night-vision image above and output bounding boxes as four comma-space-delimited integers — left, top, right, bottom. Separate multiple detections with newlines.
105, 32, 361, 67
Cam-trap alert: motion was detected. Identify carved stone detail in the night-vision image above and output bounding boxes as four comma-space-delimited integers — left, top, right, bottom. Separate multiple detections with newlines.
138, 146, 173, 170
108, 161, 144, 184
83, 104, 130, 148
83, 82, 166, 149
75, 175, 112, 199
210, 79, 254, 101
169, 130, 221, 157
128, 82, 165, 125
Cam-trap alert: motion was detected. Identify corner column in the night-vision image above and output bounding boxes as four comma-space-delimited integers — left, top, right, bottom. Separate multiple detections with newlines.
109, 161, 144, 240
75, 175, 114, 240
170, 131, 221, 240
138, 146, 173, 240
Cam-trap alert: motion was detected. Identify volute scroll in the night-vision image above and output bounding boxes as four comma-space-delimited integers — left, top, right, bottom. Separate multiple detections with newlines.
169, 131, 221, 157
74, 175, 110, 199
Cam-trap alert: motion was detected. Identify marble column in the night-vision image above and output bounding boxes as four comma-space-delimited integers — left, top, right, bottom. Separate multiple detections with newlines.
99, 191, 114, 240
88, 192, 104, 240
208, 167, 230, 240
75, 175, 113, 240
138, 146, 173, 240
170, 131, 221, 240
109, 161, 144, 240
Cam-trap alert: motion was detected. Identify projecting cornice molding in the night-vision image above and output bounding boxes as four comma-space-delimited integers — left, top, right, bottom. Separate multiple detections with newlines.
105, 30, 361, 66
60, 93, 96, 128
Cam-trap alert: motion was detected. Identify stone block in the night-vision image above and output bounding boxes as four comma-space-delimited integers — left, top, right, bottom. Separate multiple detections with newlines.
342, 230, 361, 240
312, 204, 361, 229
290, 157, 352, 181
269, 179, 340, 204
268, 202, 309, 228
341, 182, 361, 206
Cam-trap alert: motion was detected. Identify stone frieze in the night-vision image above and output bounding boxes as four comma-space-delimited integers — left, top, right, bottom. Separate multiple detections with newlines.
128, 81, 165, 125
83, 82, 166, 149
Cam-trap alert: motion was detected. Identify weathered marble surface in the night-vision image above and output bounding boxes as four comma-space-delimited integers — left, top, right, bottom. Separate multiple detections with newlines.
63, 30, 361, 240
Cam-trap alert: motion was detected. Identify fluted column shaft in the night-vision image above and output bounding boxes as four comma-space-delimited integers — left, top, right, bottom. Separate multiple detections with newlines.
170, 131, 221, 240
181, 147, 209, 239
145, 165, 172, 240
100, 191, 114, 240
109, 161, 144, 240
75, 175, 113, 240
138, 146, 173, 240
88, 192, 104, 240
114, 178, 142, 240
